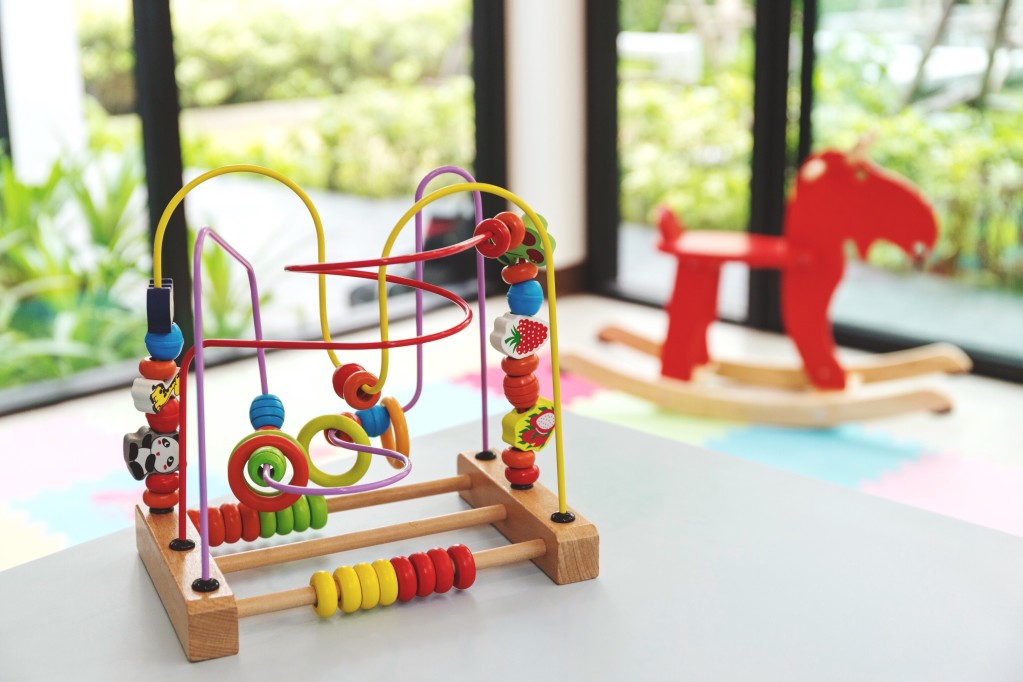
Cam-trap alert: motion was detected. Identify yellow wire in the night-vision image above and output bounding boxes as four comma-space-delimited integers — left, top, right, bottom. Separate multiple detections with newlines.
151, 165, 340, 367
372, 182, 569, 514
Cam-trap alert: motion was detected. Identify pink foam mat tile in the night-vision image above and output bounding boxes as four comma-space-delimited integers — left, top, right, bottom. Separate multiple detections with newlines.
451, 353, 602, 406
861, 454, 1023, 537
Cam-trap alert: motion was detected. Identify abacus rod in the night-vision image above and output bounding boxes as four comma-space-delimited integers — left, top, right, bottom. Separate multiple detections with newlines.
324, 475, 472, 514
235, 539, 549, 619
217, 505, 507, 574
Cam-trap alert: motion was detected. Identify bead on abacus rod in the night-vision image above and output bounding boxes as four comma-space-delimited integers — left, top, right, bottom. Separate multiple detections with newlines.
494, 211, 526, 250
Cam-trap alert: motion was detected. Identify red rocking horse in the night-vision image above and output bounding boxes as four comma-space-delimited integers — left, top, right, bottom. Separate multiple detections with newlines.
564, 148, 971, 426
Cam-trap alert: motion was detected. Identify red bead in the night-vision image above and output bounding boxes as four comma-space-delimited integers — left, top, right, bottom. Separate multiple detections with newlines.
343, 370, 381, 410
474, 218, 511, 259
142, 489, 177, 510
239, 503, 261, 542
187, 509, 200, 530
503, 373, 540, 410
428, 547, 455, 594
501, 260, 539, 284
390, 556, 418, 603
505, 465, 540, 487
502, 447, 535, 469
495, 211, 526, 250
206, 507, 226, 547
139, 357, 177, 381
144, 472, 179, 494
145, 397, 180, 433
447, 544, 476, 590
331, 363, 365, 399
501, 354, 539, 376
220, 503, 242, 545
408, 552, 437, 597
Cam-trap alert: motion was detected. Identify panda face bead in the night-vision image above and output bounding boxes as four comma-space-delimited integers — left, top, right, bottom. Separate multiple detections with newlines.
123, 427, 180, 480
149, 434, 180, 474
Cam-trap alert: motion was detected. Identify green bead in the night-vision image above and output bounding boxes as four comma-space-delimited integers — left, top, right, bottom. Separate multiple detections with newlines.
247, 446, 286, 487
308, 494, 329, 530
292, 495, 311, 533
276, 504, 295, 535
258, 510, 277, 539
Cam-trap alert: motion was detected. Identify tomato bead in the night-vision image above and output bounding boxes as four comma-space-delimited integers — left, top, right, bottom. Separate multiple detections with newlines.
390, 556, 418, 603
495, 211, 526, 250
502, 354, 540, 376
474, 218, 511, 259
447, 544, 477, 590
502, 447, 535, 469
505, 464, 540, 487
503, 373, 540, 409
428, 547, 455, 594
408, 552, 436, 597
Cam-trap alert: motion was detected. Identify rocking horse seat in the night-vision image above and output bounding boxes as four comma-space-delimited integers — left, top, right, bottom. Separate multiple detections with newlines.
659, 231, 793, 269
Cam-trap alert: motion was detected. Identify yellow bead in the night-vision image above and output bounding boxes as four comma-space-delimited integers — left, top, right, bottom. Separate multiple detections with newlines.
354, 562, 380, 610
309, 571, 338, 618
333, 565, 362, 614
501, 397, 556, 451
373, 559, 399, 607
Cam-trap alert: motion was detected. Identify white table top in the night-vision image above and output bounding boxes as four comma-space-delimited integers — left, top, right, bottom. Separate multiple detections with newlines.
3, 413, 1023, 681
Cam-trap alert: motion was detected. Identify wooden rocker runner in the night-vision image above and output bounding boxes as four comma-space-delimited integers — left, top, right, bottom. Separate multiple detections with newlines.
562, 146, 971, 427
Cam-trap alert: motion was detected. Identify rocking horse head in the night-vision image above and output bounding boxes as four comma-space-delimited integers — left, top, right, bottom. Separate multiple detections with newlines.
787, 142, 937, 262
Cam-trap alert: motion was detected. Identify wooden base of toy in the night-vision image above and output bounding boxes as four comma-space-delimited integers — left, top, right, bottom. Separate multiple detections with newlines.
559, 325, 971, 428
135, 451, 598, 662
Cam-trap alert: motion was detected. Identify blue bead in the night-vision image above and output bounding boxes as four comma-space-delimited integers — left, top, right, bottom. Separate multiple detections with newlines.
355, 405, 390, 438
250, 394, 285, 430
144, 322, 184, 361
507, 280, 543, 316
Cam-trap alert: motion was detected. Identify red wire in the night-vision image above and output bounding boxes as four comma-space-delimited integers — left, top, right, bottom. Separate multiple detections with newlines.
174, 269, 473, 539
284, 232, 490, 272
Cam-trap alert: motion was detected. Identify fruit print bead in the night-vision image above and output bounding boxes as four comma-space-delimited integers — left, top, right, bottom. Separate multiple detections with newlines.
490, 313, 549, 359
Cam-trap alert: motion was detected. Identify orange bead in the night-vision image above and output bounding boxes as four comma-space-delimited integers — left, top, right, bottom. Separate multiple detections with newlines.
145, 472, 179, 494
206, 507, 226, 547
146, 397, 180, 433
501, 447, 535, 468
139, 357, 177, 381
505, 464, 540, 487
502, 354, 539, 376
220, 503, 242, 545
501, 260, 538, 285
325, 412, 361, 444
142, 489, 178, 510
239, 503, 261, 542
343, 370, 381, 410
495, 211, 526, 250
503, 373, 540, 410
474, 218, 511, 259
331, 363, 365, 399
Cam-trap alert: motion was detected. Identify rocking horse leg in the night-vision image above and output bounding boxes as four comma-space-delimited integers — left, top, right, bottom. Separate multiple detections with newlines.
782, 265, 846, 390
662, 260, 721, 381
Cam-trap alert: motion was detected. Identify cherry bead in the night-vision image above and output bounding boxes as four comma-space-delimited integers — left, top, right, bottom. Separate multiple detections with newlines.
494, 211, 526, 250
427, 547, 455, 594
447, 544, 476, 590
505, 465, 540, 487
390, 556, 418, 603
145, 472, 179, 494
146, 397, 180, 433
331, 363, 365, 399
408, 552, 437, 597
501, 260, 539, 285
474, 218, 511, 259
502, 354, 539, 376
342, 370, 381, 410
501, 447, 535, 469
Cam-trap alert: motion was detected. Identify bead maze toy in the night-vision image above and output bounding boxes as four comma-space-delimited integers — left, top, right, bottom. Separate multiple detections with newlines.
124, 165, 598, 662
563, 146, 972, 427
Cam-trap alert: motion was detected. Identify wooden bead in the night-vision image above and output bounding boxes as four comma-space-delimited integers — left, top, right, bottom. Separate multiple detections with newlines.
474, 218, 511, 259
447, 544, 476, 590
505, 464, 540, 487
131, 374, 180, 414
239, 504, 261, 542
502, 398, 556, 451
501, 354, 539, 376
145, 397, 180, 433
331, 363, 365, 399
334, 565, 363, 614
325, 412, 360, 444
144, 323, 184, 361
501, 260, 538, 285
291, 494, 311, 533
354, 563, 381, 610
501, 447, 535, 469
390, 556, 418, 603
343, 370, 381, 410
207, 507, 226, 547
249, 394, 285, 430
503, 373, 540, 410
507, 280, 544, 316
275, 504, 295, 535
142, 489, 177, 510
355, 404, 390, 438
138, 357, 177, 381
494, 211, 526, 250
408, 552, 436, 597
428, 547, 455, 594
145, 472, 179, 494
373, 559, 400, 607
310, 570, 339, 618
220, 504, 242, 545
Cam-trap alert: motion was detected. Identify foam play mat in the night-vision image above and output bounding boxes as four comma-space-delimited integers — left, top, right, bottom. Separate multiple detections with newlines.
3, 353, 1020, 571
